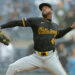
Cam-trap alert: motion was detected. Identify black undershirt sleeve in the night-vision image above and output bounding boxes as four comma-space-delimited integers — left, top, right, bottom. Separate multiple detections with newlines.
55, 27, 73, 39
1, 20, 23, 29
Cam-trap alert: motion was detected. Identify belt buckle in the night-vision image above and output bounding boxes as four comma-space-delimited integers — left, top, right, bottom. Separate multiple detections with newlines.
38, 52, 48, 56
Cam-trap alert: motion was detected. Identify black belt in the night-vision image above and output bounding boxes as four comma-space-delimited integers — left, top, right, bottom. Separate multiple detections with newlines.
38, 51, 48, 56
34, 50, 54, 56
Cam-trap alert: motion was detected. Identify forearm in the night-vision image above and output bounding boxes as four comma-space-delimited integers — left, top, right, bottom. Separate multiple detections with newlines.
55, 27, 72, 39
0, 20, 23, 29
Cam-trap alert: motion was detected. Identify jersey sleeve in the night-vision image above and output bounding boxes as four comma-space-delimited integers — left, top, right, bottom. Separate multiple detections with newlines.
1, 17, 33, 29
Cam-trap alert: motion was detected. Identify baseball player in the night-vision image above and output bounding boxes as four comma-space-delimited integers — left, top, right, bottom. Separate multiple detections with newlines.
1, 3, 75, 75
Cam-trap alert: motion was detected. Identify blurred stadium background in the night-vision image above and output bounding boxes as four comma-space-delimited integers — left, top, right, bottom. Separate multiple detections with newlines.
0, 0, 75, 75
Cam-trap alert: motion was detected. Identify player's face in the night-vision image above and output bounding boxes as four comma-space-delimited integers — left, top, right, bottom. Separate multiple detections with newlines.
42, 6, 53, 19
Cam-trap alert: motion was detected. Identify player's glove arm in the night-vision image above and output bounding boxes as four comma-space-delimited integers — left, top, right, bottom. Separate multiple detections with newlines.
0, 18, 32, 45
0, 20, 23, 29
55, 27, 72, 39
0, 18, 32, 29
0, 20, 19, 45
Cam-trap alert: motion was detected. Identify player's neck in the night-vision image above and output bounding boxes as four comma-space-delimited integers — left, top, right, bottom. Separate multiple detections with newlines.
45, 15, 52, 20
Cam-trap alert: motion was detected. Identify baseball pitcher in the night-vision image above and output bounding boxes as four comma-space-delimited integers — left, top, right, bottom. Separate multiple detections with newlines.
1, 3, 75, 75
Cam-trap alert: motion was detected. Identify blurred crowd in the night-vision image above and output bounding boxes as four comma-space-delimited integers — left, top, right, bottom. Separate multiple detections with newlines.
0, 0, 75, 75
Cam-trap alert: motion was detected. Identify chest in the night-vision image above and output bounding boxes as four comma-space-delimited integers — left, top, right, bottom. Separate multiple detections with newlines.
34, 20, 57, 30
33, 21, 57, 36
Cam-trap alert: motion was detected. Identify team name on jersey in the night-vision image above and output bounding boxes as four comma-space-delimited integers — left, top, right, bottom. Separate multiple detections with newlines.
38, 27, 58, 36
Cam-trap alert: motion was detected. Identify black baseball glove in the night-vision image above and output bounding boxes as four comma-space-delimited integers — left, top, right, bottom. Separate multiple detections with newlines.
0, 29, 11, 45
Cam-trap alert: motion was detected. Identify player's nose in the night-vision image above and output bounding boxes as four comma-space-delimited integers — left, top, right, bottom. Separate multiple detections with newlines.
42, 8, 46, 12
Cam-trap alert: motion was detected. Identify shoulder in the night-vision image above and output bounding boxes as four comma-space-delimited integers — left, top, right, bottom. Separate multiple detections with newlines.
26, 17, 42, 21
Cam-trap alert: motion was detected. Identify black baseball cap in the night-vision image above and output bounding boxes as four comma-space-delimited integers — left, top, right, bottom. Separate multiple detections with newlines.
39, 3, 52, 11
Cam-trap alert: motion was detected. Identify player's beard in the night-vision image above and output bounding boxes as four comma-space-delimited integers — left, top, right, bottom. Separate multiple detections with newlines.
42, 12, 51, 18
